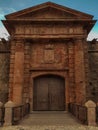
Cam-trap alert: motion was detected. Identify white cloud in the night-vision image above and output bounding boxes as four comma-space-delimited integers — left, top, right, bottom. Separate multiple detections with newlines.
0, 26, 9, 40
0, 7, 16, 40
87, 31, 98, 41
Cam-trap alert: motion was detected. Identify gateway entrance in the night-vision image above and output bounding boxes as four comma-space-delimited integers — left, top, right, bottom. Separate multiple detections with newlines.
33, 75, 65, 111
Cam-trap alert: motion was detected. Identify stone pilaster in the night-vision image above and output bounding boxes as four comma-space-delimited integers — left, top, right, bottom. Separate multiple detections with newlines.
68, 40, 75, 102
23, 41, 31, 103
74, 38, 86, 104
12, 39, 25, 105
9, 40, 16, 101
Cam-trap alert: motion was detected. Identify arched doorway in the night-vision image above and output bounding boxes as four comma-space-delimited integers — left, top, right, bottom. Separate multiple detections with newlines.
33, 75, 65, 111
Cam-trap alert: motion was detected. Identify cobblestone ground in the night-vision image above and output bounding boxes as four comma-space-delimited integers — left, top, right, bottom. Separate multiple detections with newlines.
1, 112, 98, 130
1, 125, 98, 130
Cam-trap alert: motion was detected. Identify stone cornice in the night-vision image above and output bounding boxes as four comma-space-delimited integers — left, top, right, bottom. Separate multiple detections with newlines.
3, 19, 96, 22
29, 68, 69, 72
2, 19, 96, 35
12, 34, 86, 40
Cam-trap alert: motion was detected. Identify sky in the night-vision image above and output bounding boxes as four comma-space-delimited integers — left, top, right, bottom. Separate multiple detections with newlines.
0, 0, 98, 41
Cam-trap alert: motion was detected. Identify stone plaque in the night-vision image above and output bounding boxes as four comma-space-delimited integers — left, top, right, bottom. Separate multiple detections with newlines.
44, 49, 54, 63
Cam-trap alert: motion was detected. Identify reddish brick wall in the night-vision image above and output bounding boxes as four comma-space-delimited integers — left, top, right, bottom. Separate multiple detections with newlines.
8, 37, 88, 107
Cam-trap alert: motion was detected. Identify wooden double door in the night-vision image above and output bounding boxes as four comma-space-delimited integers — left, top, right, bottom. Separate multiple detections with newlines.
33, 75, 65, 111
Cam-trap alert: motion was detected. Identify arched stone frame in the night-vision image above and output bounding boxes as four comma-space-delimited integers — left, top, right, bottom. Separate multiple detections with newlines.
29, 70, 69, 111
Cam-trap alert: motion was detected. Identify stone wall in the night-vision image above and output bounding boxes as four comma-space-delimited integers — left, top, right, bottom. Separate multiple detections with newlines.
88, 39, 98, 102
0, 38, 98, 104
0, 39, 10, 103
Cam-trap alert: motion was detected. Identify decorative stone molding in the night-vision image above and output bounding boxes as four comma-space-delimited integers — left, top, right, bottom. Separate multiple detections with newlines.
15, 39, 24, 52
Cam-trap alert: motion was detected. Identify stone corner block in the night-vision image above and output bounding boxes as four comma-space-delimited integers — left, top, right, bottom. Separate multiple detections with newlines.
4, 100, 15, 108
85, 100, 96, 126
85, 100, 96, 108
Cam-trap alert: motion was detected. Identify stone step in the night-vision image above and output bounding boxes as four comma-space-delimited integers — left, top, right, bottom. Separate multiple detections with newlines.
30, 111, 68, 114
19, 112, 81, 126
2, 112, 97, 130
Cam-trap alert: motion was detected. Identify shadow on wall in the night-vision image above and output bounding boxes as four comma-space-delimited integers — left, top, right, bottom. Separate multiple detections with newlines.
0, 92, 9, 103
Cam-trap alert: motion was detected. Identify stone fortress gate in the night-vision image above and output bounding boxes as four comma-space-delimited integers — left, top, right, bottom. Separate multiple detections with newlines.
2, 2, 96, 111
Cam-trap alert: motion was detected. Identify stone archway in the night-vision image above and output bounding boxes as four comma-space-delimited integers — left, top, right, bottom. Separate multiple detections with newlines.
33, 75, 65, 111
